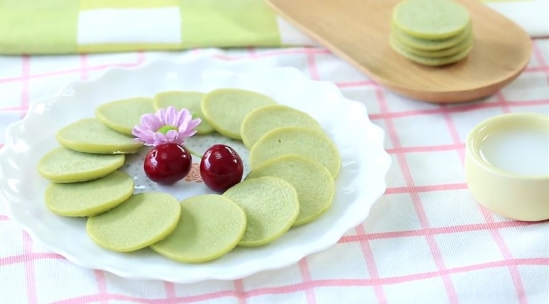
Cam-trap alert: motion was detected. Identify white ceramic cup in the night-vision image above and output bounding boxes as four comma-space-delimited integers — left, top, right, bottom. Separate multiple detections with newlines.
465, 113, 549, 221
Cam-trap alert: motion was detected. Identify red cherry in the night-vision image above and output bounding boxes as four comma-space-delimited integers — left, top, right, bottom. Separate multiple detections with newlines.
200, 144, 244, 193
144, 143, 192, 185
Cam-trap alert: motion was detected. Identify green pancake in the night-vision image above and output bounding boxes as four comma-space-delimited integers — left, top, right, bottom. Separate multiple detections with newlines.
150, 195, 246, 263
249, 127, 341, 178
38, 147, 125, 183
86, 192, 181, 252
95, 97, 155, 136
246, 155, 335, 226
153, 91, 214, 135
391, 38, 473, 66
241, 105, 323, 149
45, 171, 134, 217
56, 118, 142, 154
223, 177, 299, 247
392, 0, 471, 39
391, 30, 473, 58
392, 22, 472, 51
201, 88, 277, 140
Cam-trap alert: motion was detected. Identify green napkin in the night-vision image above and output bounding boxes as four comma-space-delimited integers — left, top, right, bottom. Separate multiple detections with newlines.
0, 0, 291, 54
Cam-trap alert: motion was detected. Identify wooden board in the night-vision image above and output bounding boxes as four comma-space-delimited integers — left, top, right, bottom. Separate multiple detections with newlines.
265, 0, 532, 103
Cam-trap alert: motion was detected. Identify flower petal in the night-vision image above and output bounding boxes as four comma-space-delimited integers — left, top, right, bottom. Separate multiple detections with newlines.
132, 124, 148, 136
179, 129, 197, 139
165, 129, 179, 141
132, 124, 157, 145
186, 118, 202, 132
175, 109, 191, 127
141, 114, 162, 132
152, 132, 169, 146
173, 109, 185, 125
163, 106, 178, 127
137, 136, 156, 146
156, 108, 168, 126
179, 110, 193, 129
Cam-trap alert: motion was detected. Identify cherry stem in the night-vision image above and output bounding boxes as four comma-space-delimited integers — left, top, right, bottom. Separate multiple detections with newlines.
187, 147, 203, 159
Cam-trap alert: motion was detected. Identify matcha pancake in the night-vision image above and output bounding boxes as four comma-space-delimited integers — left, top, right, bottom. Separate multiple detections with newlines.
153, 91, 214, 135
38, 147, 125, 183
249, 127, 341, 178
241, 105, 322, 149
391, 39, 473, 66
223, 177, 299, 247
86, 192, 181, 252
57, 118, 142, 154
392, 0, 471, 39
45, 171, 134, 217
391, 29, 473, 58
247, 155, 335, 226
201, 88, 277, 140
392, 22, 472, 51
150, 195, 246, 263
95, 97, 155, 136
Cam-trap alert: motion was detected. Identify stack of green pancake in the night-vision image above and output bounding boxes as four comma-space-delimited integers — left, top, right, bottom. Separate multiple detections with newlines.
390, 0, 474, 66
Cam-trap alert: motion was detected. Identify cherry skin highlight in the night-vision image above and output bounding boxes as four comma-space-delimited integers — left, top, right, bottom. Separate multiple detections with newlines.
200, 144, 244, 193
144, 143, 192, 185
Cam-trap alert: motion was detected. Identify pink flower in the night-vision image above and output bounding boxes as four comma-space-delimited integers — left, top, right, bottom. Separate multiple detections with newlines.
132, 106, 201, 146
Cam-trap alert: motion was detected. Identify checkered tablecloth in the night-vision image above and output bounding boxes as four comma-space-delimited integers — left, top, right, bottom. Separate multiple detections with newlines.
1, 41, 548, 303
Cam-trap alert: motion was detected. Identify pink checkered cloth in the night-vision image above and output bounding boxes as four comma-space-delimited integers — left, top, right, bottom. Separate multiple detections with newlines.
1, 42, 548, 303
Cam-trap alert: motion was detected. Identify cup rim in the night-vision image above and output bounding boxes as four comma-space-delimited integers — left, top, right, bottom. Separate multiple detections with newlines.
466, 113, 549, 181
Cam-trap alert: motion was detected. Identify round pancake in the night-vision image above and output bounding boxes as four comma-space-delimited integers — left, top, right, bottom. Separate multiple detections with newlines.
45, 171, 134, 217
201, 88, 277, 140
246, 155, 335, 226
223, 176, 299, 247
241, 105, 322, 149
391, 38, 473, 66
38, 147, 125, 183
86, 192, 181, 252
56, 118, 142, 154
392, 0, 471, 39
95, 97, 155, 136
392, 22, 472, 51
153, 91, 214, 135
150, 195, 246, 263
391, 31, 473, 58
249, 127, 341, 178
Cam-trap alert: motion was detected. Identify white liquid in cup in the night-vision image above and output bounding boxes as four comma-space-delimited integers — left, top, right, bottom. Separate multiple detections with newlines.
479, 128, 549, 176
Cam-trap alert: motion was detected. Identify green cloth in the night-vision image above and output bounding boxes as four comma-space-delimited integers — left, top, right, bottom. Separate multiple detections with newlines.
0, 0, 283, 54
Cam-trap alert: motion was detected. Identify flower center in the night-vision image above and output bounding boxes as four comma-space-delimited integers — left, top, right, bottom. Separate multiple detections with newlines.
157, 125, 178, 134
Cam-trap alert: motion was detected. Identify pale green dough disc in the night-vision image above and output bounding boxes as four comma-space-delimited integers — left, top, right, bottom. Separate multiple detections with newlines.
249, 127, 341, 178
95, 97, 155, 136
150, 195, 246, 263
241, 105, 322, 149
86, 192, 181, 252
45, 171, 134, 217
201, 88, 277, 140
223, 177, 299, 247
391, 37, 473, 66
153, 91, 214, 135
392, 0, 471, 39
56, 118, 142, 154
246, 155, 335, 226
391, 30, 473, 58
38, 147, 125, 183
392, 22, 472, 51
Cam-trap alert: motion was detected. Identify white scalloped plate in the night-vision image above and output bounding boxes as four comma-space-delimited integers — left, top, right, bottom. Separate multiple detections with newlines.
0, 56, 390, 283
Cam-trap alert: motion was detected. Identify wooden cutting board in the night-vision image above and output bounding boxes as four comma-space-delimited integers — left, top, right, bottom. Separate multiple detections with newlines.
265, 0, 532, 103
